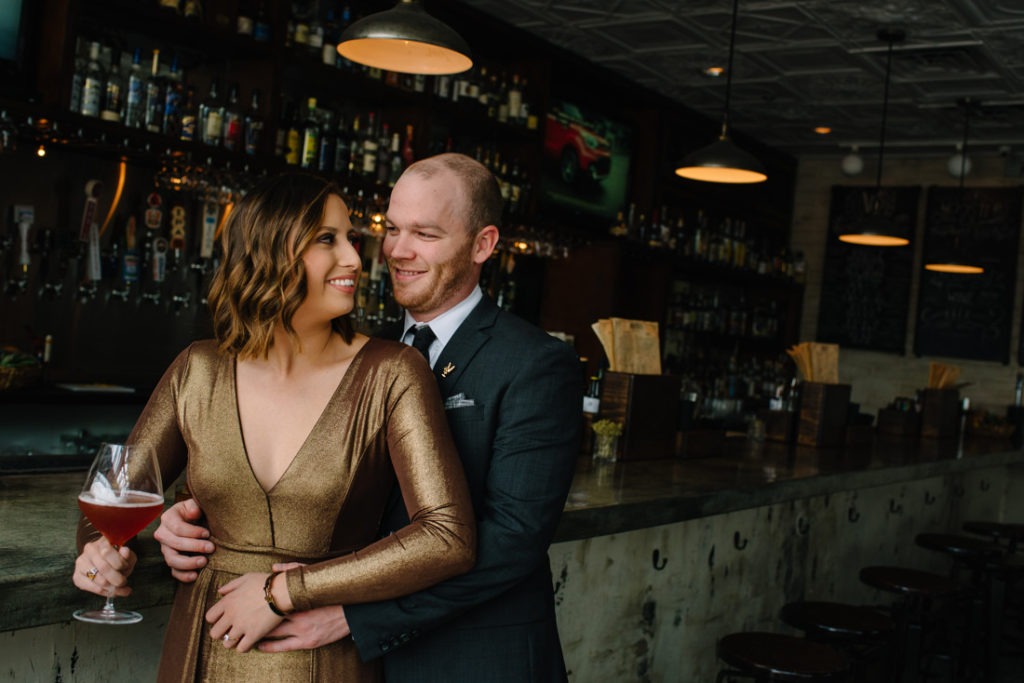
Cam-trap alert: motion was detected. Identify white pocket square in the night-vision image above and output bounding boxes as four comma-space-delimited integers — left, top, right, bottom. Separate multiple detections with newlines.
444, 393, 476, 409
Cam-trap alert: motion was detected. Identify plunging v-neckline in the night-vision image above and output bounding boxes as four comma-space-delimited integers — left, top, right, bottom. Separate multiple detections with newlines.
232, 339, 373, 494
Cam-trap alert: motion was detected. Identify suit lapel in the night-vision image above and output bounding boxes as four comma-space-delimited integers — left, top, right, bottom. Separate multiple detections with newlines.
434, 297, 499, 394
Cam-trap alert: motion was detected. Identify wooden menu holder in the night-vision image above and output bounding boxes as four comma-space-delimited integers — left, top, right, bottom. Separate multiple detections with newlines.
920, 388, 960, 439
797, 382, 851, 448
598, 371, 681, 460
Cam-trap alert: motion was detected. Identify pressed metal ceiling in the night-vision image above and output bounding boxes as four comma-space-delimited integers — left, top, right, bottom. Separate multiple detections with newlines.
458, 0, 1024, 157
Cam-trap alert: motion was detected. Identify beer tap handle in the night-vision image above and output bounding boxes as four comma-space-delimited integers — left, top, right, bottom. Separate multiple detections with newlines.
14, 205, 34, 276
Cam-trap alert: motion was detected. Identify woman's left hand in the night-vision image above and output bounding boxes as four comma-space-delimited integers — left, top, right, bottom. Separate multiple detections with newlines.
206, 572, 284, 653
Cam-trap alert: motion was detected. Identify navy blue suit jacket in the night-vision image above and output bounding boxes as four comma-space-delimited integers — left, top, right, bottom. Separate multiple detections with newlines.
345, 296, 582, 682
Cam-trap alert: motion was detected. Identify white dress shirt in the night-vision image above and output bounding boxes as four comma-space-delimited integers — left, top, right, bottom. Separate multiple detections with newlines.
401, 286, 483, 369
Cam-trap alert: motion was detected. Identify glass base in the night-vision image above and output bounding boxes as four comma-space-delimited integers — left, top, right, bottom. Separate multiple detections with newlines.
73, 607, 144, 625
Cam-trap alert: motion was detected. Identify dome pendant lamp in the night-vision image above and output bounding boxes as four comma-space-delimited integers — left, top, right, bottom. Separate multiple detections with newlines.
337, 0, 473, 75
925, 98, 984, 274
838, 30, 909, 247
674, 0, 767, 184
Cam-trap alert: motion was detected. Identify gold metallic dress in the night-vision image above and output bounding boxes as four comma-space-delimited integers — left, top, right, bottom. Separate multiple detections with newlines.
82, 338, 474, 683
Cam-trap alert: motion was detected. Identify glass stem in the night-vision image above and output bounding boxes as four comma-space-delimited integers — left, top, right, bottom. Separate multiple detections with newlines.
101, 594, 117, 615
101, 543, 120, 615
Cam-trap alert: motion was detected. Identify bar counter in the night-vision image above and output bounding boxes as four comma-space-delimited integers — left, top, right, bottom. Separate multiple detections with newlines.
4, 434, 1021, 634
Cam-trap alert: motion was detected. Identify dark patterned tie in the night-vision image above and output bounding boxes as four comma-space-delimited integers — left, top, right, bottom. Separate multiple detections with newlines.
410, 325, 436, 362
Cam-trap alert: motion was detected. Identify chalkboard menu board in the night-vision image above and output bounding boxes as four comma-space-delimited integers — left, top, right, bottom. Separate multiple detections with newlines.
817, 185, 918, 352
915, 186, 1022, 363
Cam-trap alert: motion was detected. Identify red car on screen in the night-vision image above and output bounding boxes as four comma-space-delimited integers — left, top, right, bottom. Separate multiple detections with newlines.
544, 102, 612, 185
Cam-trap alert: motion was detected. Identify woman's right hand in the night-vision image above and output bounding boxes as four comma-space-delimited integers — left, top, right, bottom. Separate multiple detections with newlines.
153, 498, 215, 583
72, 538, 137, 597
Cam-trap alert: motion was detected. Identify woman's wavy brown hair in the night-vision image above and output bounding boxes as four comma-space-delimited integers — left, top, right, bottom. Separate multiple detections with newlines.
207, 173, 354, 359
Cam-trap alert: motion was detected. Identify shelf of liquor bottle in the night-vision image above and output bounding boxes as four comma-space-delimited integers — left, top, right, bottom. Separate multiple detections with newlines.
613, 238, 804, 291
5, 104, 272, 168
78, 0, 274, 63
277, 53, 541, 142
663, 326, 789, 355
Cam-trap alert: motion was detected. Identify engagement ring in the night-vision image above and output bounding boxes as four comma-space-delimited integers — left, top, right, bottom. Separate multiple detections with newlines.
223, 634, 235, 643
85, 567, 98, 581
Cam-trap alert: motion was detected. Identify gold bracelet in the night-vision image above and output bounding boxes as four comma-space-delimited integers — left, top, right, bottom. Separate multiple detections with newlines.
264, 572, 289, 617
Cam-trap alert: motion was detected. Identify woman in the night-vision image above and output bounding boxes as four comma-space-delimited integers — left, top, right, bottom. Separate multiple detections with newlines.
71, 173, 476, 682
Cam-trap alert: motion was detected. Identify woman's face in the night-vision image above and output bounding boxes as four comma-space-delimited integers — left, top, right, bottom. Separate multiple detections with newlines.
295, 194, 361, 324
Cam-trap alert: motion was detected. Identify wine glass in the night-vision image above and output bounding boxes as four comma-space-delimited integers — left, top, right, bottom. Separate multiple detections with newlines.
74, 442, 164, 625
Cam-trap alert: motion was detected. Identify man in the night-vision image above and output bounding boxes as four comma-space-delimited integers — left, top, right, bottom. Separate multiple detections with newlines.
154, 153, 582, 681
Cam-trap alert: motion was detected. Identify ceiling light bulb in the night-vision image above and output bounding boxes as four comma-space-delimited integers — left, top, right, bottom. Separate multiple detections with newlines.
841, 146, 863, 176
814, 126, 832, 135
947, 147, 972, 178
704, 66, 725, 77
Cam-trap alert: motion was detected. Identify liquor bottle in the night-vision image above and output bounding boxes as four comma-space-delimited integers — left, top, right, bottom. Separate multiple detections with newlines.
69, 38, 85, 113
401, 124, 415, 168
237, 0, 254, 36
182, 0, 202, 19
376, 122, 391, 185
361, 111, 378, 179
222, 83, 243, 151
507, 73, 522, 125
80, 42, 104, 117
143, 49, 164, 133
291, 0, 311, 47
274, 96, 292, 158
332, 113, 349, 175
387, 131, 402, 186
199, 78, 223, 146
243, 89, 263, 156
496, 72, 509, 123
300, 97, 319, 169
100, 49, 125, 122
284, 101, 302, 165
124, 48, 146, 128
336, 4, 353, 70
253, 1, 272, 42
317, 108, 335, 173
322, 5, 339, 66
307, 5, 325, 57
347, 114, 362, 176
179, 85, 198, 142
161, 55, 183, 138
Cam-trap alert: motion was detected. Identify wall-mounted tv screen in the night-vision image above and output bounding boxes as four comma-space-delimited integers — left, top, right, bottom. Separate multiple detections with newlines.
0, 0, 24, 61
0, 0, 31, 97
539, 97, 632, 228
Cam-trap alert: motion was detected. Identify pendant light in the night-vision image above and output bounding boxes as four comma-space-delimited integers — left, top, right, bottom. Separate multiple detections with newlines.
337, 0, 473, 76
838, 30, 909, 247
925, 99, 984, 274
674, 0, 767, 184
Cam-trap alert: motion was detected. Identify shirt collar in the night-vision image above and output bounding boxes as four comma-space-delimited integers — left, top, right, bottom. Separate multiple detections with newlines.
403, 286, 483, 356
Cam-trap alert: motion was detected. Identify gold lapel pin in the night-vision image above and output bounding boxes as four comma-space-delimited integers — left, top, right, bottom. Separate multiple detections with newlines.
441, 362, 455, 378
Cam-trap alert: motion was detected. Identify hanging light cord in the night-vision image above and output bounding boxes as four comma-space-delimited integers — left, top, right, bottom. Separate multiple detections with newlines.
875, 37, 895, 190
720, 0, 740, 137
958, 98, 971, 192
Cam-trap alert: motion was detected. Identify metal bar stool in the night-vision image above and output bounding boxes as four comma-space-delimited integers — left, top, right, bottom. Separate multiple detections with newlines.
716, 632, 851, 682
860, 566, 961, 683
916, 533, 1006, 682
780, 601, 896, 682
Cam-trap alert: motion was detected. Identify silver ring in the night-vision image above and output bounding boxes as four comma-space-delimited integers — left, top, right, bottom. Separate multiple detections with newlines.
85, 567, 99, 581
223, 634, 235, 643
